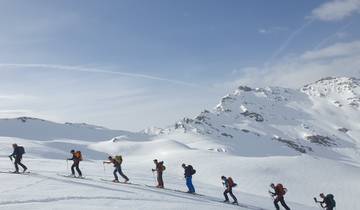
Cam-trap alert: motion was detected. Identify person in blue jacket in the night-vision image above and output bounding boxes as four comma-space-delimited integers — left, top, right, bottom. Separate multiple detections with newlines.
182, 163, 196, 193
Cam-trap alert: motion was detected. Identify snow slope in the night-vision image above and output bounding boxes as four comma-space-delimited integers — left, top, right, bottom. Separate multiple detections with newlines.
0, 77, 359, 209
0, 117, 150, 142
0, 137, 318, 210
171, 77, 360, 164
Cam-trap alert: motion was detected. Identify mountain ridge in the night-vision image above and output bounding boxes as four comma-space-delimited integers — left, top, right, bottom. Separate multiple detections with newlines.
167, 77, 360, 163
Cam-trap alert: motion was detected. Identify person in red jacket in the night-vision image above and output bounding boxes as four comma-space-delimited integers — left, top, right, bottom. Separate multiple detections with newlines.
269, 183, 291, 210
221, 176, 238, 204
152, 159, 165, 188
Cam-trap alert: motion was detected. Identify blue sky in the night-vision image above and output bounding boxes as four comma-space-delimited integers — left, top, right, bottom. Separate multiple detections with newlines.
0, 0, 360, 131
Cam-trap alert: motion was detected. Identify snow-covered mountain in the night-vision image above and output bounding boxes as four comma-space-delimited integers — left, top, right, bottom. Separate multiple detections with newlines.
0, 117, 151, 142
86, 77, 359, 210
170, 77, 360, 163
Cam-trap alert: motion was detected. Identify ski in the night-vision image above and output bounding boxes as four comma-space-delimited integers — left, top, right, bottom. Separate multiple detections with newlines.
56, 173, 87, 179
173, 189, 204, 196
237, 203, 268, 210
99, 178, 139, 186
144, 185, 204, 196
145, 184, 167, 190
99, 178, 129, 183
221, 201, 239, 205
0, 171, 31, 175
219, 201, 269, 210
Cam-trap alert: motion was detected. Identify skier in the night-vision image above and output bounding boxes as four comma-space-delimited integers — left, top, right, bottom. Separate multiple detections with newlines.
67, 150, 83, 178
8, 144, 27, 173
221, 176, 238, 204
314, 193, 336, 210
182, 163, 196, 193
152, 159, 165, 188
103, 156, 129, 183
269, 183, 291, 210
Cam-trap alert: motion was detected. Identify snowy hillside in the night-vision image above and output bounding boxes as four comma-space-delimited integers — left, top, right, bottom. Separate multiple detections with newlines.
0, 117, 151, 142
0, 77, 359, 209
171, 77, 360, 163
0, 136, 318, 210
87, 77, 360, 209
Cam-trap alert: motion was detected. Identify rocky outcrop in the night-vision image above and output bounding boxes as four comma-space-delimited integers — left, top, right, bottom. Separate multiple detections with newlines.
306, 135, 337, 147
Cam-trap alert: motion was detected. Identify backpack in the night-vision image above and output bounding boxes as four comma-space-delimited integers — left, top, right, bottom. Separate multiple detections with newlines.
114, 155, 123, 164
74, 151, 83, 161
188, 165, 196, 175
228, 177, 237, 187
325, 194, 336, 207
18, 146, 25, 155
158, 162, 166, 171
276, 184, 287, 196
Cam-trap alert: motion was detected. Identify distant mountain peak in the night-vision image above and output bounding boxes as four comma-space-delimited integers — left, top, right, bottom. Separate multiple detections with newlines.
302, 76, 360, 95
172, 77, 360, 156
301, 76, 360, 108
64, 122, 107, 130
0, 116, 150, 141
13, 116, 47, 123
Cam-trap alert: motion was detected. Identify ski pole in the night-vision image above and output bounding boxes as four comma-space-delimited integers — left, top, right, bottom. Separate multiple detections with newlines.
66, 159, 69, 171
268, 190, 275, 200
314, 198, 324, 210
152, 170, 157, 186
317, 203, 322, 210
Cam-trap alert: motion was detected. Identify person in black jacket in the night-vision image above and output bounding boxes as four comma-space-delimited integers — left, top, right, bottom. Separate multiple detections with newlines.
182, 163, 196, 193
9, 144, 27, 173
314, 193, 336, 210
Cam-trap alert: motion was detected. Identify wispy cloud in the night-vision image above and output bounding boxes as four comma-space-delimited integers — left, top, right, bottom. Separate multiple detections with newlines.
222, 40, 360, 89
311, 0, 360, 21
0, 94, 37, 101
265, 20, 314, 66
302, 40, 360, 60
258, 26, 288, 34
0, 63, 199, 87
313, 21, 353, 50
0, 63, 219, 131
0, 109, 34, 115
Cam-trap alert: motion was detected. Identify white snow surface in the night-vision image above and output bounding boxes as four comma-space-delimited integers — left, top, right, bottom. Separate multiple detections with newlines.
0, 77, 359, 209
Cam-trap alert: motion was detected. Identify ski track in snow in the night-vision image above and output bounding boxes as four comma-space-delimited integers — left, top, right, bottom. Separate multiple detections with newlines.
0, 196, 179, 206
0, 175, 49, 194
0, 169, 270, 210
